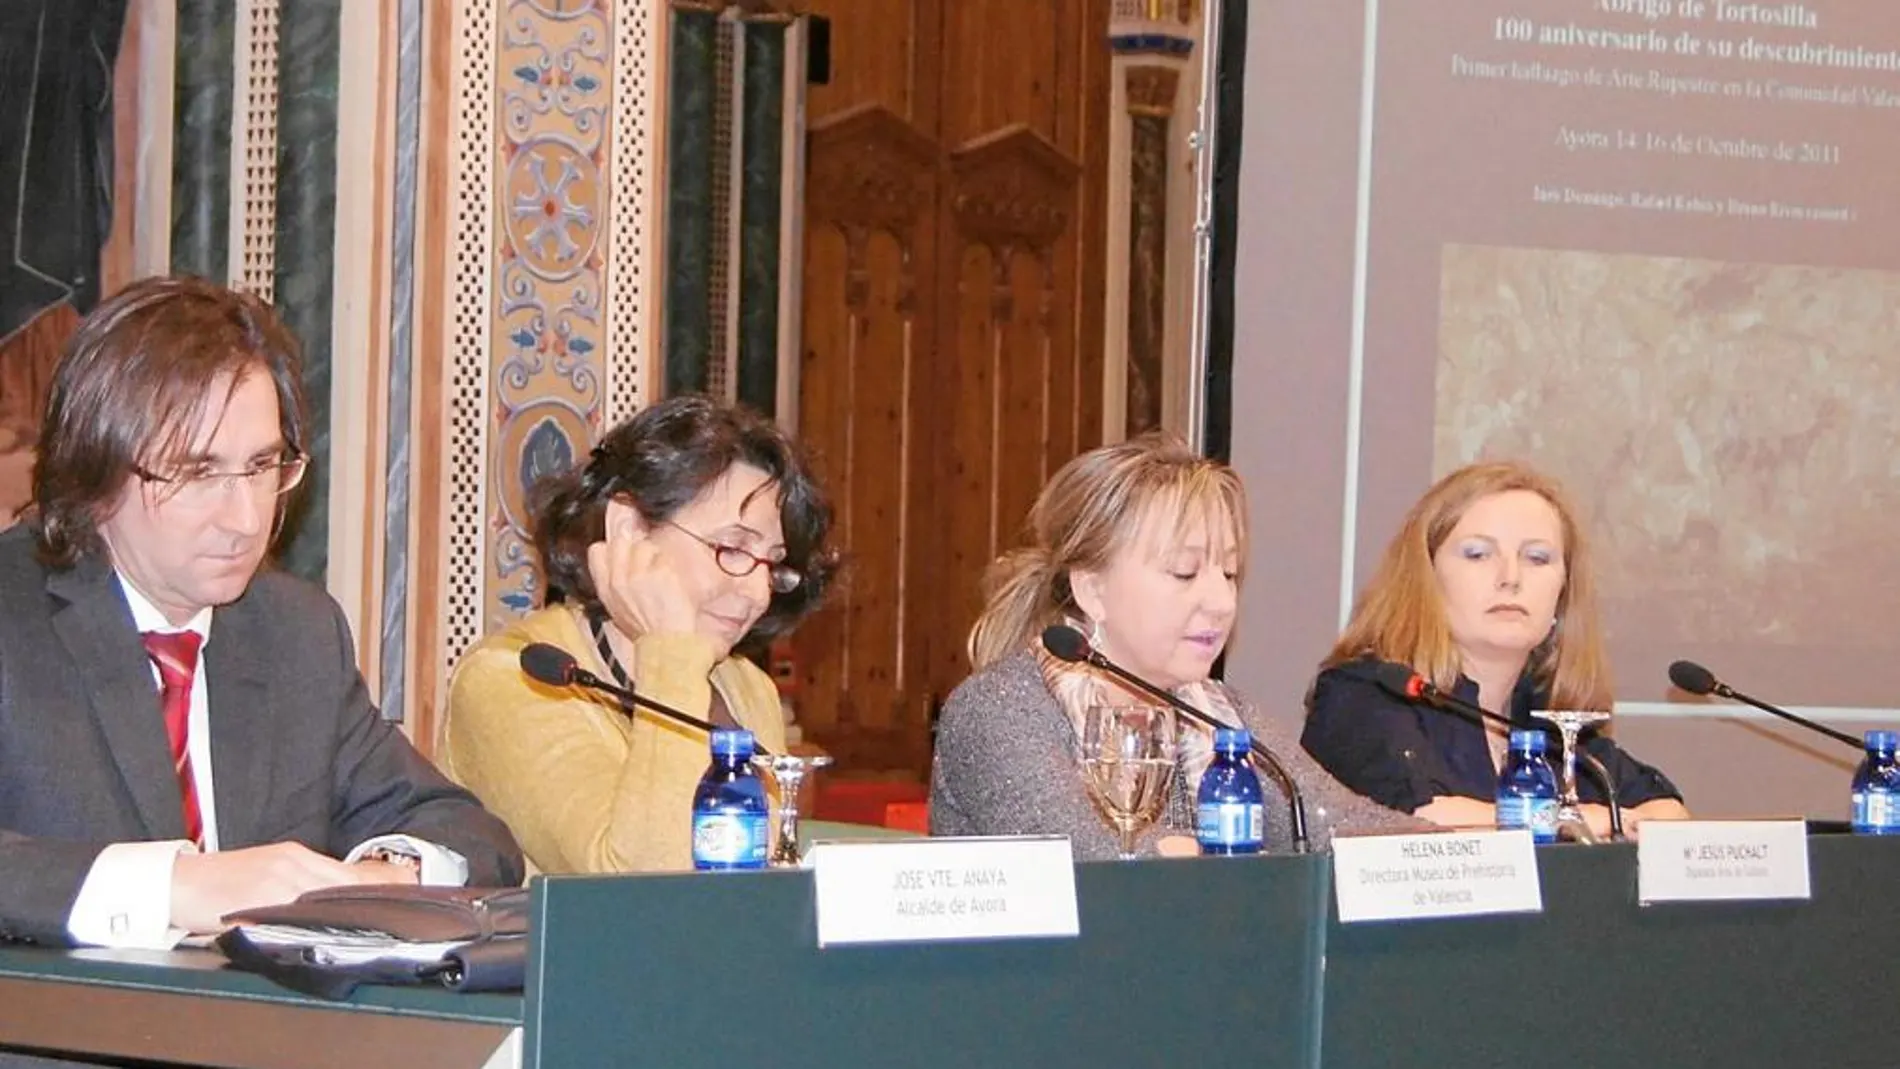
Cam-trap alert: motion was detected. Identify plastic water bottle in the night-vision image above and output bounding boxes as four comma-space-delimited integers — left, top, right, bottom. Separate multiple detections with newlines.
1495, 729, 1559, 845
1850, 730, 1900, 836
692, 729, 769, 870
1197, 728, 1265, 855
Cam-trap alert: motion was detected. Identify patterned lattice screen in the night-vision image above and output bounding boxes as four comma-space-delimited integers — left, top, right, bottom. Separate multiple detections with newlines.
608, 0, 656, 427
706, 12, 738, 401
443, 0, 498, 671
233, 0, 280, 299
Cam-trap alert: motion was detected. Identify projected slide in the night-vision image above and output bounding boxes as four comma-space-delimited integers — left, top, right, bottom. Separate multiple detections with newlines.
1438, 247, 1899, 659
1225, 1, 1900, 708
1346, 0, 1900, 705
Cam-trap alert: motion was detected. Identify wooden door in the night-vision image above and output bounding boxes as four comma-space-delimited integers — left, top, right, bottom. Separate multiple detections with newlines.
793, 0, 1109, 778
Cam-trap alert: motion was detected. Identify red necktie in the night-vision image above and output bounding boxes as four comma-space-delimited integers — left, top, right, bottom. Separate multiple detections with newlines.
141, 631, 205, 845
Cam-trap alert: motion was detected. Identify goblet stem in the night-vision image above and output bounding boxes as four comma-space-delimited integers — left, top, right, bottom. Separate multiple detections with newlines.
751, 754, 832, 868
770, 768, 807, 867
1116, 820, 1139, 861
1534, 711, 1611, 845
1557, 723, 1584, 807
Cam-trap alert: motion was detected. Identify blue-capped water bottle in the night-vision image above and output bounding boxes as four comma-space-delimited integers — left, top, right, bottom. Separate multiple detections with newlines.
1851, 730, 1900, 836
692, 729, 769, 870
1197, 728, 1265, 855
1496, 729, 1559, 845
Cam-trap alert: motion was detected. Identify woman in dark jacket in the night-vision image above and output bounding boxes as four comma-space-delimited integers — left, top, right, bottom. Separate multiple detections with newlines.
1303, 461, 1688, 838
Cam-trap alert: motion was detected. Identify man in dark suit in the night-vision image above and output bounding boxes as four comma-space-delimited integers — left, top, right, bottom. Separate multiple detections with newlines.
0, 276, 522, 959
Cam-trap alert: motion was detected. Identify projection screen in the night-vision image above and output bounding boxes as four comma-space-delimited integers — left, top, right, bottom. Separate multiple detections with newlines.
1221, 0, 1900, 818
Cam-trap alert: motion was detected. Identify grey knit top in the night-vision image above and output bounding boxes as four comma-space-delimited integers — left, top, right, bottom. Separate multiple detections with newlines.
928, 649, 1422, 858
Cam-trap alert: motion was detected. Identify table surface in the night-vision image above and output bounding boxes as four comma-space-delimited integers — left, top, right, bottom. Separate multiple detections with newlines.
0, 944, 522, 1022
0, 945, 521, 1069
7, 832, 1897, 1069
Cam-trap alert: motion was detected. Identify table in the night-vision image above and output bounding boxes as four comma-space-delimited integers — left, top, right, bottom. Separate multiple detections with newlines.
8, 834, 1897, 1068
0, 946, 519, 1069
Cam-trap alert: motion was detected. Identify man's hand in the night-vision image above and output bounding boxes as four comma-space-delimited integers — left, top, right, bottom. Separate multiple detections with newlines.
169, 842, 405, 934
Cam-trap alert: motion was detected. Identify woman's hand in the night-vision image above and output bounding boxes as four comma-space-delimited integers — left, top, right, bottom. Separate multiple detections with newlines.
586, 507, 699, 639
1412, 795, 1498, 830
1155, 834, 1200, 858
1603, 798, 1691, 840
1419, 800, 1691, 841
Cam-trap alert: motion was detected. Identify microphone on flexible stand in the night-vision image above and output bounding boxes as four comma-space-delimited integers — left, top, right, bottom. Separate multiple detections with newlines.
1348, 660, 1626, 842
518, 642, 773, 754
1667, 660, 1861, 750
1040, 625, 1311, 854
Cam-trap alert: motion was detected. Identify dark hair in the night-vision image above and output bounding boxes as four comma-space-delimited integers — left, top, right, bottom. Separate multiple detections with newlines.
30, 276, 308, 568
533, 394, 838, 647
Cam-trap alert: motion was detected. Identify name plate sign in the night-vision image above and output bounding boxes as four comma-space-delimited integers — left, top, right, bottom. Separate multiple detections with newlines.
1637, 820, 1811, 905
807, 836, 1080, 947
1332, 830, 1543, 923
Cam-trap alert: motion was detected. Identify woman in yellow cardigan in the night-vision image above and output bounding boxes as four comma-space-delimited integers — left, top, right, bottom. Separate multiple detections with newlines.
444, 395, 838, 872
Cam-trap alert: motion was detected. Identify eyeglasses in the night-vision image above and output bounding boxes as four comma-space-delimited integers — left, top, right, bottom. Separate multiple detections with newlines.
663, 520, 803, 594
133, 453, 309, 509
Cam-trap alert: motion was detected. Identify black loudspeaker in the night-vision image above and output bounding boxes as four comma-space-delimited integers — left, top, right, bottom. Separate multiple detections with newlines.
805, 15, 831, 85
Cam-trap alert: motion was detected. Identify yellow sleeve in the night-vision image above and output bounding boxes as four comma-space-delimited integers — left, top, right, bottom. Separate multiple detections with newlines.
629, 631, 787, 754
638, 632, 789, 808
446, 624, 794, 874
625, 631, 722, 721
711, 655, 788, 755
446, 632, 707, 873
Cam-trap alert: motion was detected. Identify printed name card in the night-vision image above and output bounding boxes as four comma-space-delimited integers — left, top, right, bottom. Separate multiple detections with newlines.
1331, 830, 1543, 923
807, 836, 1080, 947
1637, 820, 1811, 905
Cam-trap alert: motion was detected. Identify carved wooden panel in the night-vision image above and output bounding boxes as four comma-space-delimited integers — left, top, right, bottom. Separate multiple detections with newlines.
950, 125, 1081, 253
797, 95, 939, 771
808, 106, 934, 234
792, 0, 1109, 778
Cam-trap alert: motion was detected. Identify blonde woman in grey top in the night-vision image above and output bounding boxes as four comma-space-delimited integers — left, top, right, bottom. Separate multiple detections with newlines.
928, 433, 1418, 859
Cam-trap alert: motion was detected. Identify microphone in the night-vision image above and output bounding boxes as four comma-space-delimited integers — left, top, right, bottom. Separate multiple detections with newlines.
1668, 660, 1861, 750
1041, 625, 1311, 853
1356, 660, 1460, 710
519, 642, 769, 752
1345, 659, 1626, 841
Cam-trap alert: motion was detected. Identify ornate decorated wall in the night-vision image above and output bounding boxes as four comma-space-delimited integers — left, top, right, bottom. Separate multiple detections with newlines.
29, 0, 1214, 779
407, 0, 663, 749
74, 0, 668, 748
74, 0, 819, 753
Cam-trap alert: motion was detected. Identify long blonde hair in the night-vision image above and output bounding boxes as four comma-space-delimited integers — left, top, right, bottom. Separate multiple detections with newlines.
1324, 460, 1612, 710
967, 432, 1248, 670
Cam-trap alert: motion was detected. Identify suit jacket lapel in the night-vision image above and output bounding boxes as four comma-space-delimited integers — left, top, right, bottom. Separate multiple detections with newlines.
46, 559, 187, 840
204, 597, 277, 848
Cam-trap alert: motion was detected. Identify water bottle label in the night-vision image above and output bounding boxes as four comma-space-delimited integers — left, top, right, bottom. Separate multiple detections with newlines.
1196, 802, 1264, 849
1496, 796, 1559, 844
693, 812, 769, 868
1852, 790, 1900, 833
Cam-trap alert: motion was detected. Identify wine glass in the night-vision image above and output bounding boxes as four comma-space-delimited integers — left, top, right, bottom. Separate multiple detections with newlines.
1530, 709, 1612, 844
750, 752, 832, 867
1079, 705, 1177, 860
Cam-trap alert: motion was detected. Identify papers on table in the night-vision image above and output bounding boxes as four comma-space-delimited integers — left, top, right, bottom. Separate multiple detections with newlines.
233, 923, 470, 967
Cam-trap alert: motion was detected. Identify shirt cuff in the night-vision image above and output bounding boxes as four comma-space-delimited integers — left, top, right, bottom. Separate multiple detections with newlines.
66, 841, 195, 949
344, 835, 470, 886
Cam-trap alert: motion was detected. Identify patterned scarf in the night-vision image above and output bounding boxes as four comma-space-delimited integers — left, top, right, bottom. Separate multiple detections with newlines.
1032, 629, 1245, 830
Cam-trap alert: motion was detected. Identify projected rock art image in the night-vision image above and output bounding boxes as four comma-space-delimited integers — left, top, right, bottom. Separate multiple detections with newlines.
1436, 243, 1900, 651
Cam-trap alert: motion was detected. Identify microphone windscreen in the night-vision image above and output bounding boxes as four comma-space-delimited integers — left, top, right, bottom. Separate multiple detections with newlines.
520, 642, 580, 687
1360, 660, 1426, 700
1668, 660, 1718, 696
1040, 625, 1090, 664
